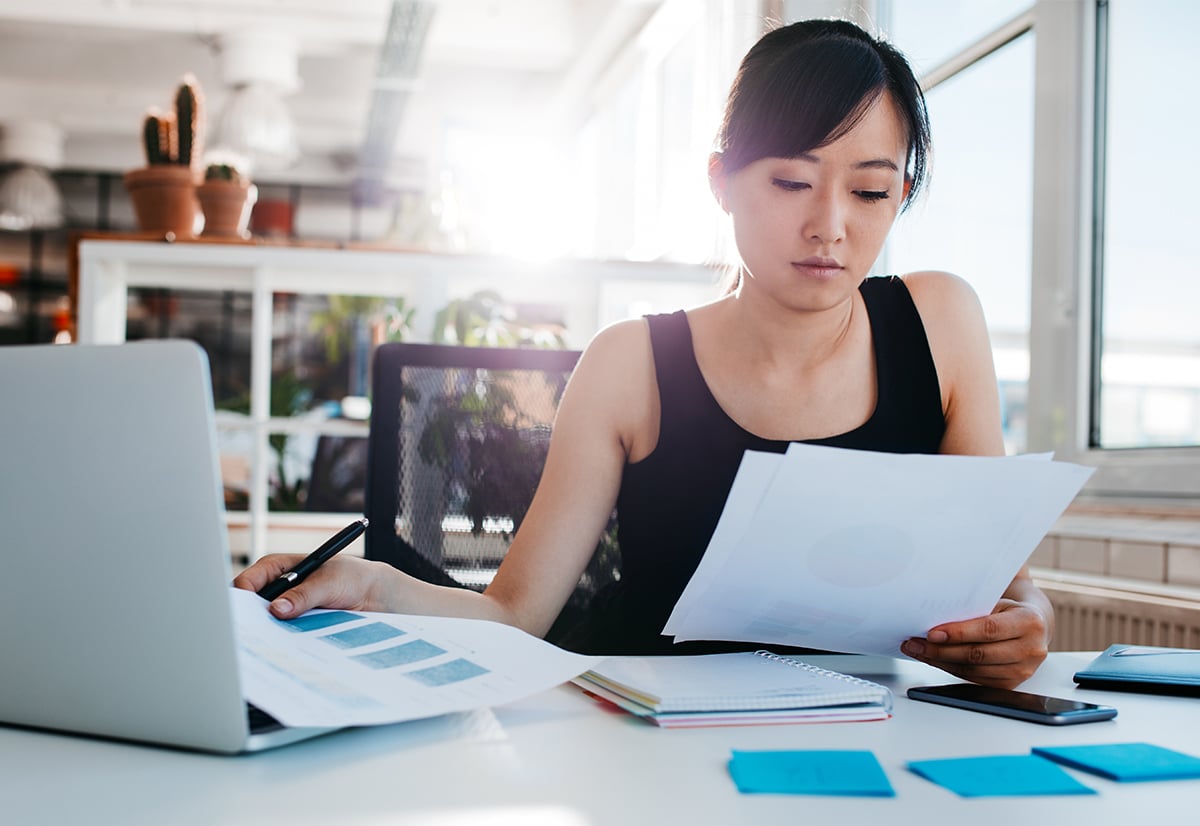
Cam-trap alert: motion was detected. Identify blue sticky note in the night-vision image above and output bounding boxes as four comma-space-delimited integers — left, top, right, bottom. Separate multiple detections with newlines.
907, 755, 1096, 797
1033, 743, 1200, 782
728, 749, 895, 797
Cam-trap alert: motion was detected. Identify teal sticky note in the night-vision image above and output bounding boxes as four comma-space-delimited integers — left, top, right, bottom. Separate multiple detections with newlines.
728, 749, 895, 797
1033, 743, 1200, 782
907, 755, 1096, 797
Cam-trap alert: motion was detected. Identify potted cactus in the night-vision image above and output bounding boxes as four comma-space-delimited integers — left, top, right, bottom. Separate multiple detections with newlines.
123, 75, 206, 237
197, 161, 257, 238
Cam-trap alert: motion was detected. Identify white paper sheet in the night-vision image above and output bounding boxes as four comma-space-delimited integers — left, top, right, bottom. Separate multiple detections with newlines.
662, 450, 783, 636
666, 444, 1094, 657
232, 588, 602, 727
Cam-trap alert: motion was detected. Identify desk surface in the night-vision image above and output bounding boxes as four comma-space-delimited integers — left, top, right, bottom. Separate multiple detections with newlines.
3, 652, 1196, 825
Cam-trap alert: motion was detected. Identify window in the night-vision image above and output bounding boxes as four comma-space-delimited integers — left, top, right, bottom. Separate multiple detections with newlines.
882, 0, 1034, 72
885, 0, 1200, 496
887, 30, 1035, 453
1027, 0, 1199, 497
1094, 0, 1200, 450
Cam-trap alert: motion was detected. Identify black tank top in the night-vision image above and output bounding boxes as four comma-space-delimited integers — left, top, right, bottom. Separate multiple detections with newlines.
559, 276, 945, 655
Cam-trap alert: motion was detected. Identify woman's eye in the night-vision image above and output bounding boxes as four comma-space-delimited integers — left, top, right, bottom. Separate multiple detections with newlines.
856, 190, 890, 202
771, 178, 810, 192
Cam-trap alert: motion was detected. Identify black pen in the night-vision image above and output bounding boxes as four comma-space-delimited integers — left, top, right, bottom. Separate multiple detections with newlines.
258, 517, 369, 601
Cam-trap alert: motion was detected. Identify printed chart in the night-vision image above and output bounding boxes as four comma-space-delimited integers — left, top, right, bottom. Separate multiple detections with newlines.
232, 588, 599, 728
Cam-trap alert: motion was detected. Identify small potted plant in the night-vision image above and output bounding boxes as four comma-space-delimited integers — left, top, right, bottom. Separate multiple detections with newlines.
123, 75, 205, 237
197, 160, 257, 238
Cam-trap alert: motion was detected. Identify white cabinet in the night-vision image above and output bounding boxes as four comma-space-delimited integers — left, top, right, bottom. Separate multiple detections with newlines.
75, 238, 719, 559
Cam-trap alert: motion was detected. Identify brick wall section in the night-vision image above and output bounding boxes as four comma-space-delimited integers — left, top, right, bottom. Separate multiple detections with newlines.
1029, 509, 1200, 650
1030, 512, 1200, 587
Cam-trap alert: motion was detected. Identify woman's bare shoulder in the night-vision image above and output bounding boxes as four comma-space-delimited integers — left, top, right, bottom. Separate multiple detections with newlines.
571, 317, 652, 383
899, 271, 1003, 454
586, 316, 652, 353
897, 270, 991, 360
899, 270, 984, 318
557, 318, 654, 407
562, 317, 659, 460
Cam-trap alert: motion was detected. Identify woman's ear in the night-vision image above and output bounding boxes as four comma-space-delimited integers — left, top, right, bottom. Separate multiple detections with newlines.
902, 174, 913, 203
708, 152, 730, 213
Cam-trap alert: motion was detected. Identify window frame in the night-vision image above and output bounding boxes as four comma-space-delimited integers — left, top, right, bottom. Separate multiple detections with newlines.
882, 0, 1199, 498
1026, 0, 1200, 497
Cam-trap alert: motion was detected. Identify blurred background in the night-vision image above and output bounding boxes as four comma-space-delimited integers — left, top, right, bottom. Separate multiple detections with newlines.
1, 1, 1197, 554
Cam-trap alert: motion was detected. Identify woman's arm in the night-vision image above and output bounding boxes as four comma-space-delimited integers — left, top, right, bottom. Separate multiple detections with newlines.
233, 319, 656, 637
898, 271, 1053, 689
482, 319, 656, 636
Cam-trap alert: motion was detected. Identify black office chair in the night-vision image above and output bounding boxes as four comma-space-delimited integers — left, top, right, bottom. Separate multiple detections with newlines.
364, 342, 620, 645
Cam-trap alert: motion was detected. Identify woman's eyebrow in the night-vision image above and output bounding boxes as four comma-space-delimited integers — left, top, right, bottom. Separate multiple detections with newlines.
787, 153, 900, 171
855, 158, 900, 171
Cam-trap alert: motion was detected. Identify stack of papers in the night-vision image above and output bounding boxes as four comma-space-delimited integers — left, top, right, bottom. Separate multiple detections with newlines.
665, 444, 1094, 656
573, 650, 892, 728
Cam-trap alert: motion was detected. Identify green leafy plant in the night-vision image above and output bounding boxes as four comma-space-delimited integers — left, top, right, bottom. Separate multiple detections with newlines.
433, 290, 566, 348
218, 372, 313, 511
416, 373, 560, 537
414, 290, 569, 536
266, 372, 313, 510
309, 295, 415, 365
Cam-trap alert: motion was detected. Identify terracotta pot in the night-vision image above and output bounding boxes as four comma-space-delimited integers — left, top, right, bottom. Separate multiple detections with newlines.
197, 180, 258, 238
123, 166, 200, 237
249, 198, 294, 238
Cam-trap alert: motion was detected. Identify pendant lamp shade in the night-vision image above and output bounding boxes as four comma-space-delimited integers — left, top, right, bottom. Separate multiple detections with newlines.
0, 165, 63, 230
0, 120, 64, 231
209, 32, 300, 174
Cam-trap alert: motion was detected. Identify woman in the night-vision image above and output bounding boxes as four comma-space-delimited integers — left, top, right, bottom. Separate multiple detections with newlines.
236, 19, 1052, 689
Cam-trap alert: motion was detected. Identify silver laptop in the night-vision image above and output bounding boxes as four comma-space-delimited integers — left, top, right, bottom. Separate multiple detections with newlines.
0, 340, 339, 753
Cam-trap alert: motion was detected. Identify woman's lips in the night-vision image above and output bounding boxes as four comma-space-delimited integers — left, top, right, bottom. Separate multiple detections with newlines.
792, 257, 844, 279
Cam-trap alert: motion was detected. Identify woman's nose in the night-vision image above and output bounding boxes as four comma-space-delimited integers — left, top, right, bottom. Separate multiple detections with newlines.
803, 191, 847, 244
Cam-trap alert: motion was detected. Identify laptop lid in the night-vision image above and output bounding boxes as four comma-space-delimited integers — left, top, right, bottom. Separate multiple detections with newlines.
0, 340, 319, 753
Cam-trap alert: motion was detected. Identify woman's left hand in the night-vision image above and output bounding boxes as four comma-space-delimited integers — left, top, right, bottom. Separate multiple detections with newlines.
900, 592, 1052, 690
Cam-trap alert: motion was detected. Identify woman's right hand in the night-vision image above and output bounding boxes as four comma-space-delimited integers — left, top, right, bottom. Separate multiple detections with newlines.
232, 554, 404, 619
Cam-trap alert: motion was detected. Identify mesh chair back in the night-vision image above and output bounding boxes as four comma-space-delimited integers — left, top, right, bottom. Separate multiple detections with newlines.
365, 342, 619, 644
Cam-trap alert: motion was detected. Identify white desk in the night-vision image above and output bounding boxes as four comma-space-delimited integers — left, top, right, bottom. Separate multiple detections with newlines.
3, 653, 1196, 824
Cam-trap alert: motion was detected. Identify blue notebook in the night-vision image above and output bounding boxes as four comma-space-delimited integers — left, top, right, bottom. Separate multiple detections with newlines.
1073, 645, 1200, 695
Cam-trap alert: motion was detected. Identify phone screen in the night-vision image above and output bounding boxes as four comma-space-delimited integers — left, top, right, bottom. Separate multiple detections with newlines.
907, 683, 1117, 724
934, 684, 1099, 714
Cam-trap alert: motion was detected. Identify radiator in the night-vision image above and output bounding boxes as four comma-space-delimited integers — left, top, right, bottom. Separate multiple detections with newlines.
1037, 577, 1200, 651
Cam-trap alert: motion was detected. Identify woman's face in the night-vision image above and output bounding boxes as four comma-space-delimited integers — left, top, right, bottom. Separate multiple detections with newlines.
711, 92, 910, 312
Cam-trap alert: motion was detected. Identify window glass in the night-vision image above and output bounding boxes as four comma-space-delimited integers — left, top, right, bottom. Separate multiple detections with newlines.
1097, 0, 1200, 448
655, 24, 707, 262
884, 0, 1032, 75
886, 33, 1035, 454
591, 72, 641, 260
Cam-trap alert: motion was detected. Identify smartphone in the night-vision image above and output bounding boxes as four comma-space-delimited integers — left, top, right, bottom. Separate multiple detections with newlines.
907, 683, 1117, 725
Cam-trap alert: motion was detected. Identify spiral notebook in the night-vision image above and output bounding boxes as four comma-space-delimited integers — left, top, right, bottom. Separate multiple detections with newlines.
573, 651, 892, 727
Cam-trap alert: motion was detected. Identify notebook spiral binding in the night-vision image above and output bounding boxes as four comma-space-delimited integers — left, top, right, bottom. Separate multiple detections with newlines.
754, 650, 895, 712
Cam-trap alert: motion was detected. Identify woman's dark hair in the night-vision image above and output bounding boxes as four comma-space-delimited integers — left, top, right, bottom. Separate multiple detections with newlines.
716, 19, 931, 210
